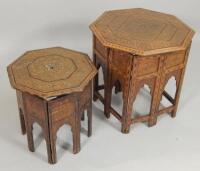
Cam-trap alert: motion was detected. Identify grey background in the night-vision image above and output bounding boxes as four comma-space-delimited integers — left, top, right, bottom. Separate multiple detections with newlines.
0, 0, 200, 170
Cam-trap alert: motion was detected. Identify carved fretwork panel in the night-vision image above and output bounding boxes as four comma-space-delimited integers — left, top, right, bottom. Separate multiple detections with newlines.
79, 83, 91, 112
95, 37, 108, 59
111, 49, 133, 75
23, 93, 46, 125
137, 56, 160, 76
164, 51, 185, 69
48, 96, 76, 134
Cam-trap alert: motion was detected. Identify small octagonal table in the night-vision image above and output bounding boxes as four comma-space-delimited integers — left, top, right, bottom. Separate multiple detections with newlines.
90, 8, 195, 133
7, 47, 97, 164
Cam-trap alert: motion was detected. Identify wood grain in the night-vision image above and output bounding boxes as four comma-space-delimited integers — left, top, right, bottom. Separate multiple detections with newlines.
91, 8, 194, 133
90, 8, 194, 56
7, 47, 97, 99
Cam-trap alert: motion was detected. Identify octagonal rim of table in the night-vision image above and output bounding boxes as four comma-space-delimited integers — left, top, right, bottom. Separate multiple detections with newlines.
7, 47, 97, 100
90, 8, 195, 56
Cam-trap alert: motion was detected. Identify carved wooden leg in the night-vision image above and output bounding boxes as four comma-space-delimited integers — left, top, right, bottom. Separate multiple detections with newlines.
81, 112, 85, 121
121, 93, 134, 133
45, 137, 53, 164
44, 125, 52, 164
153, 90, 164, 125
72, 117, 81, 154
104, 70, 111, 118
45, 131, 57, 164
93, 53, 98, 101
16, 91, 26, 134
148, 78, 160, 127
148, 110, 157, 127
50, 135, 57, 164
87, 102, 92, 137
121, 100, 133, 134
121, 81, 136, 134
171, 69, 185, 118
19, 109, 26, 135
26, 123, 34, 152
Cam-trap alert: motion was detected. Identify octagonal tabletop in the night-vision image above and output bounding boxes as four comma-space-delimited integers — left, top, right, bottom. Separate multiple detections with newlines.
90, 8, 195, 56
7, 47, 97, 100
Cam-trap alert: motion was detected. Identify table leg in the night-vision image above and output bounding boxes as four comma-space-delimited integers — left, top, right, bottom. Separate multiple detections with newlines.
81, 112, 85, 121
19, 109, 26, 135
72, 116, 81, 154
171, 69, 185, 118
87, 101, 92, 137
93, 53, 99, 101
26, 123, 35, 152
121, 87, 136, 133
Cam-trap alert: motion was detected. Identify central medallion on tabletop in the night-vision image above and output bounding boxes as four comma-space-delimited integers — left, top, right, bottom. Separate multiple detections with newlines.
28, 55, 77, 82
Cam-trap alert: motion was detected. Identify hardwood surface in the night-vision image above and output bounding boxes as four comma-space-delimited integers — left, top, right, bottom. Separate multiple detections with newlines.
7, 47, 97, 99
21, 83, 92, 164
7, 47, 96, 164
90, 8, 194, 56
90, 8, 195, 133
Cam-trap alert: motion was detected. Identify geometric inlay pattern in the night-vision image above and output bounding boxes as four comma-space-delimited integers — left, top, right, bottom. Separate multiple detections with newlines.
27, 55, 77, 82
90, 8, 195, 56
7, 47, 97, 99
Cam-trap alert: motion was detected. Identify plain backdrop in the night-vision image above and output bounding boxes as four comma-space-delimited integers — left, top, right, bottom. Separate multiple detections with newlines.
0, 1, 200, 171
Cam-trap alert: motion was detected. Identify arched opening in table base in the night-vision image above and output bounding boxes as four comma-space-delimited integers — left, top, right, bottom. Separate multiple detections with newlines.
132, 84, 152, 120
56, 124, 73, 157
32, 122, 46, 149
159, 76, 177, 110
111, 80, 123, 117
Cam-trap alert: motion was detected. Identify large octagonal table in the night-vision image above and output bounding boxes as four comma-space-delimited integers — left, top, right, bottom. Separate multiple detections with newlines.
90, 8, 195, 133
